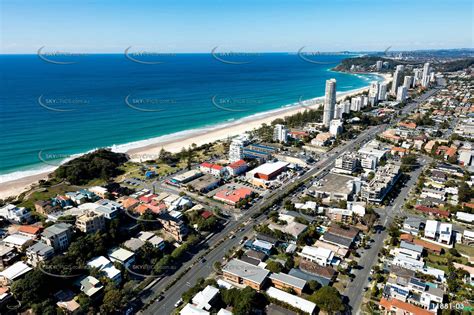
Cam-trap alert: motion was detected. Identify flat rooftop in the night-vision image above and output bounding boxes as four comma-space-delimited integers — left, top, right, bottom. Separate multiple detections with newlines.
222, 259, 269, 284
313, 173, 356, 194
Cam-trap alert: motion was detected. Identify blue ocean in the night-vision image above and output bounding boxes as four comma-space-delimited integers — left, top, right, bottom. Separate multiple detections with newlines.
0, 53, 380, 182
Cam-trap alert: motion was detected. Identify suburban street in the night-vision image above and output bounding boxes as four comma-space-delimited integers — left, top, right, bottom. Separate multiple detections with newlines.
343, 156, 426, 313
343, 83, 445, 313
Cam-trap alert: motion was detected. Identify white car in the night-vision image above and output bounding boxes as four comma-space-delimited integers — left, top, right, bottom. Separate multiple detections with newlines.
174, 298, 183, 308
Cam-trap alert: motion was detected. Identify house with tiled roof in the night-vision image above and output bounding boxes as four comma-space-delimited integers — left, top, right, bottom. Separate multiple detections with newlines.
226, 159, 248, 176
379, 297, 434, 315
17, 225, 42, 239
213, 187, 253, 206
200, 162, 225, 177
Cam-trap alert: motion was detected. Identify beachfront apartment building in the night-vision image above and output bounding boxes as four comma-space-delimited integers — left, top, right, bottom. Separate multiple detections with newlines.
273, 124, 289, 143
229, 136, 248, 162
0, 204, 31, 223
323, 79, 337, 127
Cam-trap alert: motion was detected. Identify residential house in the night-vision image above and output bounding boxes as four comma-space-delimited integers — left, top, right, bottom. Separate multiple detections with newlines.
75, 211, 105, 234
0, 262, 32, 285
41, 223, 73, 252
87, 256, 121, 284
25, 242, 55, 267
0, 204, 31, 223
299, 246, 334, 267
108, 247, 135, 268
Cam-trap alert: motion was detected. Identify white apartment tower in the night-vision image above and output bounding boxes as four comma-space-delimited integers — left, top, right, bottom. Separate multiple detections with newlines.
378, 83, 387, 101
376, 60, 383, 71
403, 76, 413, 89
229, 138, 245, 162
368, 81, 380, 106
422, 62, 430, 88
323, 79, 337, 127
396, 86, 408, 102
391, 65, 404, 95
273, 124, 289, 143
329, 119, 343, 136
350, 96, 362, 112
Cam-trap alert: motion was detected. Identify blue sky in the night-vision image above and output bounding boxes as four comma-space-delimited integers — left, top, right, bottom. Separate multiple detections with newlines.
1, 0, 472, 53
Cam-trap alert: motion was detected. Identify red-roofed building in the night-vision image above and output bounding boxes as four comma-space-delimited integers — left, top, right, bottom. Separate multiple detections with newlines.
122, 197, 139, 210
391, 147, 408, 157
398, 122, 417, 129
134, 203, 165, 215
17, 225, 42, 238
415, 205, 450, 218
413, 239, 442, 254
226, 159, 248, 176
134, 204, 150, 215
289, 131, 309, 139
201, 211, 214, 219
379, 298, 433, 315
213, 187, 253, 206
200, 162, 225, 177
139, 194, 157, 204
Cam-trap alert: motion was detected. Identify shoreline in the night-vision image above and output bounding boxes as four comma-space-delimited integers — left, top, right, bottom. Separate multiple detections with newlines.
0, 72, 391, 200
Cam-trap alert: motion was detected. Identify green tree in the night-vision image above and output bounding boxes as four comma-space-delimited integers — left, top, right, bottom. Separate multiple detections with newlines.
265, 260, 283, 273
100, 285, 123, 314
309, 286, 344, 314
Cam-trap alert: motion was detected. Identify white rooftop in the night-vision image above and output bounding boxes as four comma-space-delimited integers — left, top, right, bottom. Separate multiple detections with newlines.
2, 233, 33, 246
266, 287, 316, 314
301, 246, 333, 259
108, 247, 134, 262
252, 239, 273, 251
251, 161, 289, 176
425, 220, 440, 232
191, 285, 220, 310
0, 261, 32, 281
180, 303, 210, 315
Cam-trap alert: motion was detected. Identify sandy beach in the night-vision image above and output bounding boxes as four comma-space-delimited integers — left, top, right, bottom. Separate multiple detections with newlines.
0, 73, 391, 200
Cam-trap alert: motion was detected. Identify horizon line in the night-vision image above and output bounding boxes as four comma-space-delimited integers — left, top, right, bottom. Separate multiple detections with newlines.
1, 47, 473, 56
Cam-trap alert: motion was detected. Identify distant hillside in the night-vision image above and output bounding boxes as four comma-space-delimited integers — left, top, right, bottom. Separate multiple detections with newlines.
52, 149, 128, 185
332, 56, 408, 72
435, 58, 474, 72
333, 55, 473, 73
